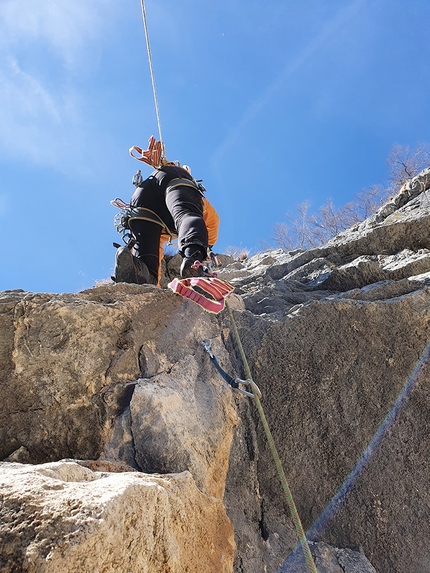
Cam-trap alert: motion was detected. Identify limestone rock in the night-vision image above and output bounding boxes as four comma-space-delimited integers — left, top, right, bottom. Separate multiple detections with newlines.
217, 174, 430, 573
279, 541, 377, 573
217, 180, 430, 316
2, 171, 430, 573
379, 248, 430, 279
312, 256, 386, 291
0, 460, 235, 573
108, 356, 238, 498
0, 284, 238, 500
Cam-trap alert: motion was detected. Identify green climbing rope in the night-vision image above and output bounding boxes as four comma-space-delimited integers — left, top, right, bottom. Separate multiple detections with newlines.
225, 300, 318, 573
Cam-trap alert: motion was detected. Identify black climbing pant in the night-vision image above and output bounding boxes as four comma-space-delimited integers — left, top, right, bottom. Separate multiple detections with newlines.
165, 185, 208, 253
129, 170, 208, 281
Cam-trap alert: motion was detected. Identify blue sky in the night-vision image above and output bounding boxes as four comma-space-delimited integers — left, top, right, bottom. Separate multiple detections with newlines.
1, 0, 430, 293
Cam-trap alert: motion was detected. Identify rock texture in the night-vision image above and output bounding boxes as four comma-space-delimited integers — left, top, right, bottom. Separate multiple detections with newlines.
217, 169, 430, 321
0, 285, 240, 572
0, 285, 239, 498
1, 168, 430, 573
0, 460, 235, 573
216, 170, 430, 573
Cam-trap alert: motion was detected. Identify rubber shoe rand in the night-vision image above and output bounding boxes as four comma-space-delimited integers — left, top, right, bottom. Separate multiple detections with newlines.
114, 247, 152, 284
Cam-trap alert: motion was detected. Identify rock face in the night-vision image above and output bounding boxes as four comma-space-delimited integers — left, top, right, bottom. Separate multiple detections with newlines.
0, 285, 239, 572
0, 285, 239, 498
217, 171, 430, 573
0, 461, 235, 573
1, 168, 429, 573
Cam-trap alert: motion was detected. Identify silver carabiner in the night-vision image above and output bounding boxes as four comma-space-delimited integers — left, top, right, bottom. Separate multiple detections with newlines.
132, 170, 144, 187
235, 378, 262, 399
202, 340, 214, 358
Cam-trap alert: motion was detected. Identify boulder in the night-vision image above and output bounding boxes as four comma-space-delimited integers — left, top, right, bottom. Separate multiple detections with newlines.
0, 460, 235, 573
0, 284, 238, 500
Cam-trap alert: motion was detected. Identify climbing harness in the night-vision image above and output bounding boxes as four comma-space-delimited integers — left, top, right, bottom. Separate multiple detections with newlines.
202, 340, 261, 398
111, 198, 178, 245
165, 177, 205, 196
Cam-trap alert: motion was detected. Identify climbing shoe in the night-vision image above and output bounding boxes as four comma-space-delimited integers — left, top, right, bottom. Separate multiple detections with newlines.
114, 247, 155, 285
180, 247, 207, 278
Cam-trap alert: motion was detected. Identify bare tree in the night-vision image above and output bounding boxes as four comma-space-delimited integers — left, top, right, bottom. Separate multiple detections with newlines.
273, 198, 359, 251
273, 222, 295, 252
273, 188, 392, 252
354, 184, 390, 219
386, 142, 430, 189
273, 200, 315, 251
273, 143, 430, 253
225, 245, 250, 260
310, 198, 360, 245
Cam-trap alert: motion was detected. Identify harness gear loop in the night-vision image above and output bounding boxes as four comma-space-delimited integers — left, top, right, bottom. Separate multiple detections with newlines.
165, 177, 203, 196
225, 300, 318, 573
127, 207, 176, 238
111, 200, 177, 245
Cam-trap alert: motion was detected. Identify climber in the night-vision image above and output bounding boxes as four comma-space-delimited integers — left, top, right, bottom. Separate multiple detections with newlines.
113, 156, 219, 286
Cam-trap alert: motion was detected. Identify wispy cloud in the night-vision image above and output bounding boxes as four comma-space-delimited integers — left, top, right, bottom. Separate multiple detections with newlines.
212, 0, 368, 166
0, 0, 116, 173
0, 0, 112, 69
0, 56, 80, 168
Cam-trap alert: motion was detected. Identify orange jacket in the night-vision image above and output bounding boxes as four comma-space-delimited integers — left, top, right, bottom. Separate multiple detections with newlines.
203, 196, 220, 247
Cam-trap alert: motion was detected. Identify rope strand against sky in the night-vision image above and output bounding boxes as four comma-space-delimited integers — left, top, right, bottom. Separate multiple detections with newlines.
139, 0, 163, 145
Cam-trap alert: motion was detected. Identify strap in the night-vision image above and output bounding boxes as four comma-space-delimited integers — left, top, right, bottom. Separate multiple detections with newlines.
165, 177, 202, 195
129, 136, 165, 168
128, 207, 177, 238
168, 277, 234, 314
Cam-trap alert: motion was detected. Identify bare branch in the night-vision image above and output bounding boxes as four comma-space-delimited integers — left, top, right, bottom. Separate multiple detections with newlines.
273, 222, 295, 251
272, 142, 430, 252
354, 184, 390, 219
387, 143, 430, 189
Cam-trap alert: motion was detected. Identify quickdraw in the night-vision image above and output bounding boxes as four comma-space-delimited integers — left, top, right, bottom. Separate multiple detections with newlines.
202, 340, 262, 398
111, 198, 177, 245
